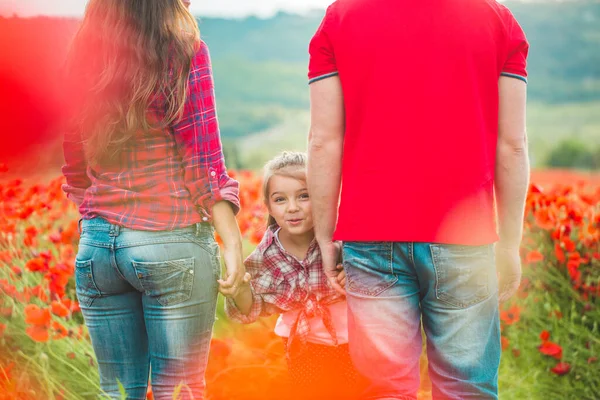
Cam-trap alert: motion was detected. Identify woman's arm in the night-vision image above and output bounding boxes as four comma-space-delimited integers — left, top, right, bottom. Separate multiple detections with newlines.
61, 129, 91, 207
171, 41, 245, 295
213, 201, 246, 298
171, 41, 241, 220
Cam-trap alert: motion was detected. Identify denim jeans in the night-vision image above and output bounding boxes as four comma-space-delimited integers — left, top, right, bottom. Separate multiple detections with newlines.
75, 217, 220, 400
342, 242, 500, 400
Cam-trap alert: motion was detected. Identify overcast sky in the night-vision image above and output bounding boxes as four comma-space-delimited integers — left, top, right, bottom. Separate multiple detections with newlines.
0, 0, 334, 18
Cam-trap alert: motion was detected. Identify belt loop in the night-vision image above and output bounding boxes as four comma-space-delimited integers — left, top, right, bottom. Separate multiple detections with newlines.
195, 223, 201, 237
109, 224, 121, 237
77, 218, 83, 234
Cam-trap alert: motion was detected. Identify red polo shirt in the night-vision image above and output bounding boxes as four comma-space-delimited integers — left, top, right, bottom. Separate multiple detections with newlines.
308, 0, 529, 245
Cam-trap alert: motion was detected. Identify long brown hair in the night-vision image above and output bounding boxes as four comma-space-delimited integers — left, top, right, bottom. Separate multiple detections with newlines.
65, 0, 200, 165
263, 152, 308, 227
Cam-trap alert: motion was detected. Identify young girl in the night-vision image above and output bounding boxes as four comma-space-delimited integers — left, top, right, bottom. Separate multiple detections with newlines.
224, 152, 363, 400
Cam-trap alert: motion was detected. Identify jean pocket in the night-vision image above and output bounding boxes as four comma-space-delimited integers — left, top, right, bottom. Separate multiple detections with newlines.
343, 242, 397, 297
132, 257, 195, 306
75, 260, 101, 308
430, 244, 494, 309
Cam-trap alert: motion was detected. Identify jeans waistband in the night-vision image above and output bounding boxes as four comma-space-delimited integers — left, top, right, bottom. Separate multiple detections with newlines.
78, 217, 214, 238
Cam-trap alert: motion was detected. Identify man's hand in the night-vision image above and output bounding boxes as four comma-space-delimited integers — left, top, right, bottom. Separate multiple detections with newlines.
217, 246, 247, 298
496, 243, 522, 302
319, 240, 345, 295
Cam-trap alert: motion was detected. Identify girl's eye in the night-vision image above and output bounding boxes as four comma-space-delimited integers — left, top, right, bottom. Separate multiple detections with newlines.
299, 193, 310, 200
274, 197, 285, 203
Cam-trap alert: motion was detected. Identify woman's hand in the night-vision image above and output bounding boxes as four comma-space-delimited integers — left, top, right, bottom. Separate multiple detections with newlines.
212, 201, 245, 298
217, 246, 247, 298
221, 273, 253, 315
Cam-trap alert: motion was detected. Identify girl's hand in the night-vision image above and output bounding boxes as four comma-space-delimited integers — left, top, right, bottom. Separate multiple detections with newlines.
319, 240, 346, 296
336, 264, 346, 289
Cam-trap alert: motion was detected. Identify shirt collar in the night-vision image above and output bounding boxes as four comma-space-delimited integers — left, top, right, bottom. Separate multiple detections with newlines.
256, 224, 319, 256
256, 224, 278, 255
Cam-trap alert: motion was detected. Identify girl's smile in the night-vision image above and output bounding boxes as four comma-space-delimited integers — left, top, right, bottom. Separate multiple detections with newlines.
267, 174, 314, 239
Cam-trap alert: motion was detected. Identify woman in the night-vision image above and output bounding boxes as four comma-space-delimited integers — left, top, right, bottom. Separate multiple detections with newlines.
62, 1, 245, 398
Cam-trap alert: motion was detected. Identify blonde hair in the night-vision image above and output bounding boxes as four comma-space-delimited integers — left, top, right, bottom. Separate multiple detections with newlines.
263, 152, 307, 227
65, 0, 200, 166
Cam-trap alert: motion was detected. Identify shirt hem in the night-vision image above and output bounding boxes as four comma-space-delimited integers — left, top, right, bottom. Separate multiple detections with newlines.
500, 72, 528, 83
308, 71, 339, 84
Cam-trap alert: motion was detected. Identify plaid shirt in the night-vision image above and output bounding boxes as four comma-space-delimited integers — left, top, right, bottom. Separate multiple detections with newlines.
225, 226, 344, 357
62, 41, 239, 230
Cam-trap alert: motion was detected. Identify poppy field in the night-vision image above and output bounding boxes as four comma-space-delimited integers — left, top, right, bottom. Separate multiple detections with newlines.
0, 167, 598, 399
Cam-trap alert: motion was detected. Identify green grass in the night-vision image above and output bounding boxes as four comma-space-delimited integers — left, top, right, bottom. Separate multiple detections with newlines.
233, 101, 600, 170
527, 101, 600, 167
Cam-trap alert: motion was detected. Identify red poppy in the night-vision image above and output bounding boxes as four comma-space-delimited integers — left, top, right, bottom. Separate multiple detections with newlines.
25, 257, 47, 273
24, 304, 51, 327
550, 362, 570, 376
52, 321, 69, 339
538, 341, 563, 360
588, 357, 598, 364
501, 336, 510, 351
562, 237, 576, 253
500, 305, 521, 326
540, 330, 550, 341
534, 208, 555, 230
0, 323, 6, 337
146, 386, 154, 400
525, 250, 544, 264
67, 352, 76, 360
26, 325, 49, 342
554, 242, 566, 263
51, 301, 70, 318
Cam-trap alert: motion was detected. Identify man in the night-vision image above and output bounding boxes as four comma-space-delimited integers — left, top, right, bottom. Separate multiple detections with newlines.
307, 1, 529, 399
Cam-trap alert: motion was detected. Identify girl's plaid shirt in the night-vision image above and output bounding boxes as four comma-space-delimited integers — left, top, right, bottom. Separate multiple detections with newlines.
225, 226, 345, 356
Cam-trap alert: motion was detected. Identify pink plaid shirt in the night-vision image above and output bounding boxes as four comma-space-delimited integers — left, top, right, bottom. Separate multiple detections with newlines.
225, 226, 345, 356
62, 41, 240, 230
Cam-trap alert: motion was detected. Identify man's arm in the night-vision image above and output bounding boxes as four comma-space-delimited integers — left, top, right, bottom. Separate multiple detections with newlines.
495, 76, 529, 301
307, 76, 345, 294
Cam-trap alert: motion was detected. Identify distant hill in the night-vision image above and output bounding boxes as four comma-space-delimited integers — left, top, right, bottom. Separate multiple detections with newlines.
0, 1, 598, 173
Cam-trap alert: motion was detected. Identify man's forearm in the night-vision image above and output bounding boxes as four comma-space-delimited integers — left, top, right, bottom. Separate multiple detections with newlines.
308, 135, 343, 243
495, 140, 530, 246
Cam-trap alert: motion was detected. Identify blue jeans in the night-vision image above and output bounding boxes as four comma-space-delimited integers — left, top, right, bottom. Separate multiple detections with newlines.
342, 242, 500, 400
75, 217, 220, 400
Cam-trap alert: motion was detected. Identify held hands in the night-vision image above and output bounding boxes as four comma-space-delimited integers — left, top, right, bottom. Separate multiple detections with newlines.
217, 245, 249, 298
319, 240, 346, 296
336, 263, 346, 289
496, 242, 522, 302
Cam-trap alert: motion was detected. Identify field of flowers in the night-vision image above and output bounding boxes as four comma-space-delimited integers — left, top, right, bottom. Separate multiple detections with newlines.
0, 167, 598, 400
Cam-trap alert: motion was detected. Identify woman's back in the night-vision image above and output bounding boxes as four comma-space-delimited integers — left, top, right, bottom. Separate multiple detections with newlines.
62, 0, 239, 230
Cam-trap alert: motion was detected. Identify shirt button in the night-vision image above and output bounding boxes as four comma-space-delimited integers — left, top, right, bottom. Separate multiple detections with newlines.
202, 217, 209, 222
210, 171, 216, 177
189, 269, 194, 275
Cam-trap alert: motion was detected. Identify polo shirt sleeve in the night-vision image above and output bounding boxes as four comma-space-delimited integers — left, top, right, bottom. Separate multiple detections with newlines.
308, 5, 338, 84
501, 10, 529, 84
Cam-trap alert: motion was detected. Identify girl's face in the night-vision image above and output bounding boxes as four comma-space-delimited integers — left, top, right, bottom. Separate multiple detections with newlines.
267, 175, 314, 237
